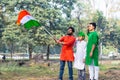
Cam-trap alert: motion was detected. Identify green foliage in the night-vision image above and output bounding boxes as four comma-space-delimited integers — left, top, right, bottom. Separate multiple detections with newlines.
102, 45, 117, 55
0, 0, 78, 59
0, 0, 120, 56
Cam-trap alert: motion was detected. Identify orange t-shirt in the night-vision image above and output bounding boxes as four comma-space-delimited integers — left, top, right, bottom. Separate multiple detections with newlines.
59, 35, 76, 61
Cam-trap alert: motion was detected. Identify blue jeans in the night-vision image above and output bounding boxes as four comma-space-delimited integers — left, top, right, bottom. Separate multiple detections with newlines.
59, 60, 73, 80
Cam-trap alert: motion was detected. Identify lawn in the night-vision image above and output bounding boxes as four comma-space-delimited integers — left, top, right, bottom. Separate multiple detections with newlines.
0, 60, 120, 80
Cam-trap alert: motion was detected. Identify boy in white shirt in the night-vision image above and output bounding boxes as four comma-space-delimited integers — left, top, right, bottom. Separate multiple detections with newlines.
73, 31, 87, 80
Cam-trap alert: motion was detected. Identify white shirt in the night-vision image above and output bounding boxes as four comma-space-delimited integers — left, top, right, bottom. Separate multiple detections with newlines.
73, 40, 86, 70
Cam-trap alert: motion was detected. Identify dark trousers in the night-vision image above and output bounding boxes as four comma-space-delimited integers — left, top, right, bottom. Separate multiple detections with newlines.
78, 69, 86, 80
59, 60, 73, 80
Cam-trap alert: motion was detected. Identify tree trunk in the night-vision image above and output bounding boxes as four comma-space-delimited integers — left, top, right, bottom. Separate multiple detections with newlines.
46, 44, 50, 60
10, 42, 14, 60
28, 45, 33, 60
10, 51, 13, 60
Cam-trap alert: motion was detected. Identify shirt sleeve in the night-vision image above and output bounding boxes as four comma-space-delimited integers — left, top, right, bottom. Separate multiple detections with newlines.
83, 42, 87, 59
59, 36, 65, 42
92, 33, 98, 45
64, 37, 75, 46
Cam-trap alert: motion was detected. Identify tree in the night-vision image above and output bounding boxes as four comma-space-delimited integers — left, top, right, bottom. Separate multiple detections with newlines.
2, 0, 67, 60
2, 22, 20, 59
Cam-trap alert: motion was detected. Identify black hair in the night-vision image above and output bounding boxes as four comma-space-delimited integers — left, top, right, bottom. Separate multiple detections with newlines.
68, 27, 75, 32
89, 22, 96, 29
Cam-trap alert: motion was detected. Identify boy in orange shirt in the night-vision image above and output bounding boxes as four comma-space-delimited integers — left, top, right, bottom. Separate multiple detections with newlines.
55, 27, 76, 80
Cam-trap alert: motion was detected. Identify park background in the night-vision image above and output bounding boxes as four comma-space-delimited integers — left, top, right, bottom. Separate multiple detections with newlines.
0, 0, 120, 80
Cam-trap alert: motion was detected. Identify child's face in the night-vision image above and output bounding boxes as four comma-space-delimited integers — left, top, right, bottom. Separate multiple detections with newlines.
78, 36, 83, 41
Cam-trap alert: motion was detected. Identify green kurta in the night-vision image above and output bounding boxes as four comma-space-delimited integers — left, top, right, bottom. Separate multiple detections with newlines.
85, 31, 99, 66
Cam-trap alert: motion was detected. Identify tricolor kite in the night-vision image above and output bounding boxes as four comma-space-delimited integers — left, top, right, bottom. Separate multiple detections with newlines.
16, 10, 41, 30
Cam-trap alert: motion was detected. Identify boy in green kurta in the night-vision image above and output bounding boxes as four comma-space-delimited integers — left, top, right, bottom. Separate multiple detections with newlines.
85, 23, 99, 80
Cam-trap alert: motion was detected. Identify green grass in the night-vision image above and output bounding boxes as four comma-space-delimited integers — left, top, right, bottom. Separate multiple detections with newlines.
0, 61, 59, 80
99, 61, 120, 71
0, 61, 78, 80
0, 60, 120, 80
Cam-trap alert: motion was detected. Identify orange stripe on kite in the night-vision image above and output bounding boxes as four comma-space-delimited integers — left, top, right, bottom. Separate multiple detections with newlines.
16, 10, 30, 25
